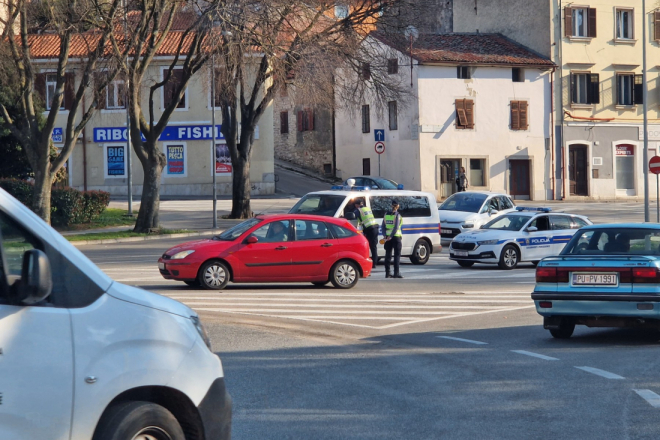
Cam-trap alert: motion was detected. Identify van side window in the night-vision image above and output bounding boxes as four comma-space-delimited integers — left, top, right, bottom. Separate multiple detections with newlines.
370, 196, 431, 218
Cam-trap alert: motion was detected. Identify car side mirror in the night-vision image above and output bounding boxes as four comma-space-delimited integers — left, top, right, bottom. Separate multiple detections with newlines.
13, 249, 52, 305
345, 212, 357, 221
526, 226, 538, 232
246, 236, 259, 244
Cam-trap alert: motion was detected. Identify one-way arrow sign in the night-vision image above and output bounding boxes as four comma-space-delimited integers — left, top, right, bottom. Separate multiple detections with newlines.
374, 129, 384, 142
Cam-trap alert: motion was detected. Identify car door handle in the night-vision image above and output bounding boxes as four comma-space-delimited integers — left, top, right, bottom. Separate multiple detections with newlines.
321, 243, 333, 247
275, 246, 287, 250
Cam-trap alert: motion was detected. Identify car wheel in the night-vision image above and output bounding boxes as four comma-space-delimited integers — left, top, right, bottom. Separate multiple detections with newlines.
92, 401, 185, 440
498, 244, 519, 270
549, 318, 575, 339
184, 280, 199, 287
410, 240, 431, 265
198, 260, 230, 290
457, 261, 474, 268
312, 281, 328, 287
330, 260, 359, 289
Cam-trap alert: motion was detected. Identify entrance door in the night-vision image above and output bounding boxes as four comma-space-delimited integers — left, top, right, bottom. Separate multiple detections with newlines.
615, 144, 635, 195
362, 158, 370, 176
509, 159, 531, 200
440, 159, 460, 198
569, 145, 588, 196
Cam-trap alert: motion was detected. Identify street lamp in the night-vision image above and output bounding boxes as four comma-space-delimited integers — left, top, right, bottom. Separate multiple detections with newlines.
642, 0, 650, 222
211, 51, 217, 229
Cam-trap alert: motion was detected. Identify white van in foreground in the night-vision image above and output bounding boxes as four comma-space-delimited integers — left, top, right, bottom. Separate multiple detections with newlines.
290, 187, 441, 264
0, 188, 231, 440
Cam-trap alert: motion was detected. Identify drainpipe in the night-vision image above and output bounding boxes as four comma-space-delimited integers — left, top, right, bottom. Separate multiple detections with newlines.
81, 92, 88, 191
550, 67, 555, 200
558, 0, 566, 200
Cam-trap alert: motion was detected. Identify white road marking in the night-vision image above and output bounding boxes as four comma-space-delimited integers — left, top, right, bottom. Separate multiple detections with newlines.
575, 366, 625, 380
511, 350, 559, 361
633, 389, 660, 408
437, 336, 488, 345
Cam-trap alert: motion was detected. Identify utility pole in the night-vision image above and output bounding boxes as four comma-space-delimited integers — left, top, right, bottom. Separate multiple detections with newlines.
123, 0, 133, 216
211, 52, 218, 229
643, 0, 650, 222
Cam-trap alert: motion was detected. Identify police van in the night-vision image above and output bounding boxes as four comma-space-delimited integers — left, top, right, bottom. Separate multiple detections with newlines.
289, 185, 442, 264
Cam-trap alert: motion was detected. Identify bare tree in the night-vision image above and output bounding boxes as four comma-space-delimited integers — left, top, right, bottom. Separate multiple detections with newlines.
0, 0, 122, 223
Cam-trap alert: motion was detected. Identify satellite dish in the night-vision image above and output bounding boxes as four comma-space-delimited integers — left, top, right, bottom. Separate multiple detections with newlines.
404, 25, 419, 42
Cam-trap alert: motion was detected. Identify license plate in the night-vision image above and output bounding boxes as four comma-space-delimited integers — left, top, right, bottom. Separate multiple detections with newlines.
158, 262, 165, 270
441, 229, 453, 234
572, 273, 618, 286
453, 250, 468, 257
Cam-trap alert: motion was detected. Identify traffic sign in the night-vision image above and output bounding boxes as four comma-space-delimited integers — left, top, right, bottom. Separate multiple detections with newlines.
650, 156, 660, 174
375, 141, 385, 154
374, 129, 385, 142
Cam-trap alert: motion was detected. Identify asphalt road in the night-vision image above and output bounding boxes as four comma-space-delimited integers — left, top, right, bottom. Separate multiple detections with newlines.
80, 236, 660, 439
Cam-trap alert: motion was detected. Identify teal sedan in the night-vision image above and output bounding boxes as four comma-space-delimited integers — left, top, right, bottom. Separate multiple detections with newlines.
532, 224, 660, 339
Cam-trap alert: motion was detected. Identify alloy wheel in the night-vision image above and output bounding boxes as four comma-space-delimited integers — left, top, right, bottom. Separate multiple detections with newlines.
503, 248, 517, 267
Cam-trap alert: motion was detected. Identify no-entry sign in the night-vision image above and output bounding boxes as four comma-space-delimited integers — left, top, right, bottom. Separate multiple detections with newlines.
650, 156, 660, 174
375, 141, 385, 154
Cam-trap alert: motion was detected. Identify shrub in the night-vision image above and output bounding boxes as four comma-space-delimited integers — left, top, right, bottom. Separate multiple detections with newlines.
51, 187, 85, 226
0, 178, 33, 206
81, 191, 111, 222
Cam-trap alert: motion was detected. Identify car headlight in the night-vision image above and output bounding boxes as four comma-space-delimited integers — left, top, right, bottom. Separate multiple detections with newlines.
462, 224, 474, 229
191, 315, 212, 350
477, 239, 499, 245
171, 250, 195, 259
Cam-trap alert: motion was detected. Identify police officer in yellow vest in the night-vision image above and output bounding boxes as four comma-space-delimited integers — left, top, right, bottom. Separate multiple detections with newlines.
353, 199, 379, 268
381, 199, 403, 278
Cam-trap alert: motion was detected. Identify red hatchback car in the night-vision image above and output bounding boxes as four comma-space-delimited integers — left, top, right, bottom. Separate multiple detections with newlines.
158, 214, 372, 289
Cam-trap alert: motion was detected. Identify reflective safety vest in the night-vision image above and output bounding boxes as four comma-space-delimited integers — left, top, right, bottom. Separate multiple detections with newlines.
359, 206, 378, 228
384, 213, 403, 238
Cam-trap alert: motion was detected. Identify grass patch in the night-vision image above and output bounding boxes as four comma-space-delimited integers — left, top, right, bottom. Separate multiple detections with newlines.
55, 208, 136, 232
66, 228, 192, 241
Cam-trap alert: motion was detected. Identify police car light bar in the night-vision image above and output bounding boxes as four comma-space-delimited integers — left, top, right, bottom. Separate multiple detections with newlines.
515, 207, 552, 212
330, 185, 372, 191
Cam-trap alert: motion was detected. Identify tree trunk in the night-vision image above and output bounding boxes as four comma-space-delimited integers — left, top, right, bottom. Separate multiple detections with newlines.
31, 167, 52, 224
230, 154, 252, 218
134, 152, 164, 233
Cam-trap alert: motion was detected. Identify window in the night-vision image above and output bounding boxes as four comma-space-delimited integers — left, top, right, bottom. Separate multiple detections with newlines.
457, 66, 471, 79
294, 220, 331, 241
251, 220, 291, 243
163, 68, 186, 109
388, 59, 398, 74
46, 74, 62, 110
327, 223, 356, 238
334, 4, 349, 18
388, 101, 397, 130
211, 68, 223, 107
616, 74, 643, 105
512, 68, 523, 82
297, 109, 314, 131
455, 99, 475, 129
655, 10, 660, 41
565, 7, 597, 38
499, 196, 515, 210
571, 73, 599, 104
510, 100, 529, 130
106, 80, 126, 109
361, 63, 371, 80
571, 216, 589, 228
616, 8, 634, 40
280, 111, 289, 134
550, 215, 572, 230
469, 159, 485, 186
528, 216, 550, 231
362, 104, 370, 133
370, 196, 431, 219
362, 158, 370, 175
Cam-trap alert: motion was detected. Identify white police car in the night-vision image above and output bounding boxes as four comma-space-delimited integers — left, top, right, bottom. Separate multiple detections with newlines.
449, 207, 592, 269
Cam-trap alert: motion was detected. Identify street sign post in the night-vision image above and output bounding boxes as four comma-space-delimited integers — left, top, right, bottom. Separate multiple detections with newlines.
650, 156, 660, 222
375, 141, 385, 177
374, 129, 385, 142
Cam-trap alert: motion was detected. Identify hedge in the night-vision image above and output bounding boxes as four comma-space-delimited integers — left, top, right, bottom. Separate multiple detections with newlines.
0, 179, 110, 226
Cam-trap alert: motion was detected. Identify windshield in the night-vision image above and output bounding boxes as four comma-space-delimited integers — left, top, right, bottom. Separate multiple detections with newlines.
482, 214, 530, 231
563, 228, 660, 255
372, 178, 398, 189
215, 218, 262, 241
289, 194, 345, 217
439, 193, 487, 213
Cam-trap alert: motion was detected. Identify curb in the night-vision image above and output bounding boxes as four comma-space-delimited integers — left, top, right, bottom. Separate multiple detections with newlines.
70, 231, 215, 247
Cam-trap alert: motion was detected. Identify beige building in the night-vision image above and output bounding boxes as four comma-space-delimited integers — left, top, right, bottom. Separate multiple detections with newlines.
454, 0, 660, 200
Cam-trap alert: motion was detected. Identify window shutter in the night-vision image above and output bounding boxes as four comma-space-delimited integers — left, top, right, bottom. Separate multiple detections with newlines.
510, 101, 520, 130
64, 72, 75, 110
634, 75, 643, 104
306, 109, 314, 131
34, 73, 47, 103
361, 63, 371, 80
455, 99, 467, 127
564, 7, 573, 37
465, 100, 475, 129
570, 73, 577, 103
519, 101, 528, 130
588, 73, 600, 104
280, 111, 288, 134
388, 101, 397, 130
655, 10, 660, 41
93, 72, 106, 109
362, 105, 370, 133
174, 69, 185, 109
297, 111, 304, 131
587, 8, 597, 38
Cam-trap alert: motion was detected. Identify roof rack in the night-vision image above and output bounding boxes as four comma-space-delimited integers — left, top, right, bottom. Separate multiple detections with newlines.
516, 207, 552, 213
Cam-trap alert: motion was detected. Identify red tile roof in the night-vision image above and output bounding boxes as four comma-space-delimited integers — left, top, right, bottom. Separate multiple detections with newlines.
372, 32, 554, 68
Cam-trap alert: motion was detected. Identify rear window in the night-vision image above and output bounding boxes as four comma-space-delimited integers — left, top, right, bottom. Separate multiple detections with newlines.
563, 228, 660, 255
370, 196, 432, 218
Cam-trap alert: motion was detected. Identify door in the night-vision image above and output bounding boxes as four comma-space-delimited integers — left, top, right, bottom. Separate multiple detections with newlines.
522, 215, 552, 261
440, 159, 461, 198
362, 158, 370, 176
569, 145, 588, 196
549, 214, 574, 254
0, 212, 74, 440
509, 159, 531, 199
615, 144, 635, 195
235, 220, 293, 280
288, 219, 338, 279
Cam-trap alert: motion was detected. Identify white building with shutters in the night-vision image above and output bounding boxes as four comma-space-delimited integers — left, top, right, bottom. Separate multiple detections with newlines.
334, 32, 555, 201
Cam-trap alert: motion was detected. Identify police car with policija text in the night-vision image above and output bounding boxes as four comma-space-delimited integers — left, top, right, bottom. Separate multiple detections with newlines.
449, 207, 592, 269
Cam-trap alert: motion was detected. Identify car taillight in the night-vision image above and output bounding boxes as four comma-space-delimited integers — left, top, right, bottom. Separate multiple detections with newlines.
633, 268, 660, 283
536, 267, 557, 283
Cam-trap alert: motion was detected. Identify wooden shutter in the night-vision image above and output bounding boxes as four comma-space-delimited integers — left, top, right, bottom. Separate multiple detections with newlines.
388, 101, 397, 130
510, 101, 520, 130
362, 105, 370, 133
564, 7, 573, 37
570, 73, 577, 103
655, 11, 660, 41
34, 73, 46, 103
93, 72, 106, 109
280, 111, 288, 134
306, 109, 314, 131
455, 99, 467, 128
587, 8, 597, 38
297, 110, 304, 131
634, 75, 643, 104
519, 101, 528, 130
588, 73, 600, 104
465, 99, 474, 129
63, 72, 75, 110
